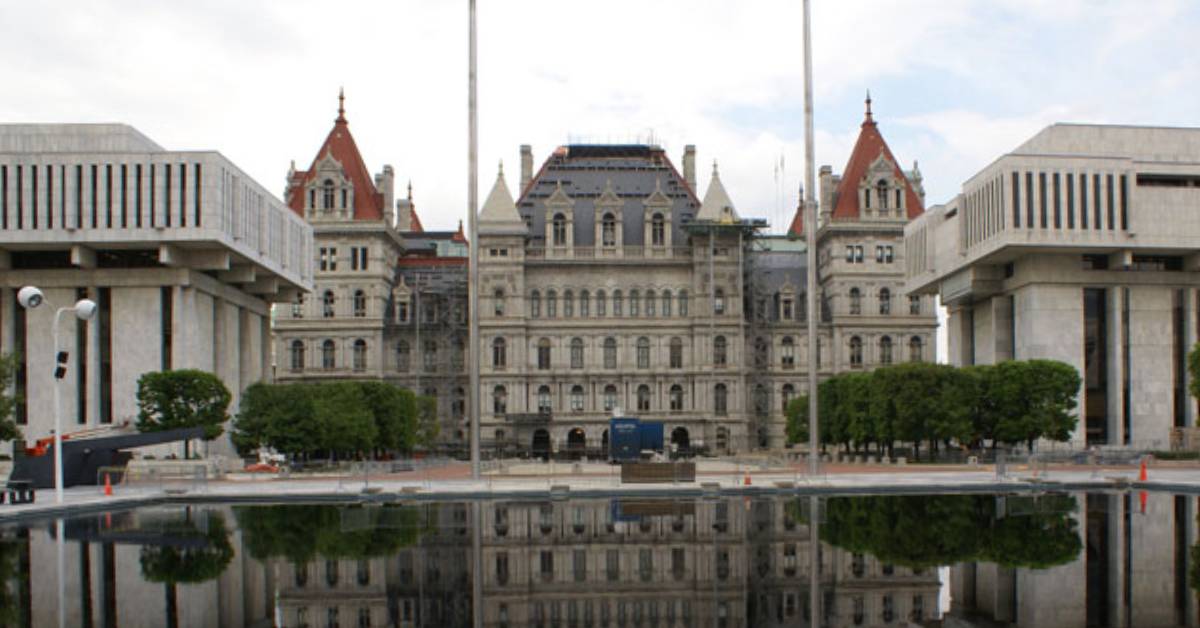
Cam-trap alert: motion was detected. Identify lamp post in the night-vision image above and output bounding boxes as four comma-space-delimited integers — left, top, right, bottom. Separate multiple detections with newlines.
17, 286, 98, 504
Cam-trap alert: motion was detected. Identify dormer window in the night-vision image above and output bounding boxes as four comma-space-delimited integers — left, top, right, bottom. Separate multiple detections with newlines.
323, 179, 335, 210
651, 213, 665, 246
876, 179, 888, 209
552, 213, 567, 246
602, 213, 617, 247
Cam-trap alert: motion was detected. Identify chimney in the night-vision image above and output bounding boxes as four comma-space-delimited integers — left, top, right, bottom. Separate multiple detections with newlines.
520, 145, 533, 191
377, 165, 395, 226
683, 145, 697, 192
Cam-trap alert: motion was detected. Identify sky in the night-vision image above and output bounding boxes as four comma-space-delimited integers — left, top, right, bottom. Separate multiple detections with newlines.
2, 0, 1196, 237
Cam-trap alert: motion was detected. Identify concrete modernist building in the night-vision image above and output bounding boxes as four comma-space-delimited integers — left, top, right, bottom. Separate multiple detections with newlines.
905, 124, 1200, 448
0, 124, 312, 456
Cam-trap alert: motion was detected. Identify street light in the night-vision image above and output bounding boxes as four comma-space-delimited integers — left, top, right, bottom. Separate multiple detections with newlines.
18, 285, 97, 504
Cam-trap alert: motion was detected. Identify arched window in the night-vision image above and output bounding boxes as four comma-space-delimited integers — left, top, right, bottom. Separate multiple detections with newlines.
537, 386, 552, 414
678, 290, 688, 317
849, 288, 861, 315
353, 290, 366, 317
669, 337, 683, 369
322, 179, 335, 210
596, 290, 606, 317
353, 339, 367, 371
662, 290, 672, 317
714, 336, 727, 367
396, 341, 410, 372
612, 290, 623, 317
537, 338, 551, 370
754, 337, 769, 368
292, 293, 304, 318
909, 336, 923, 362
423, 341, 437, 372
493, 385, 508, 415
714, 384, 728, 416
781, 336, 795, 368
493, 288, 505, 317
322, 339, 336, 370
552, 213, 567, 246
880, 336, 893, 365
781, 384, 795, 413
529, 290, 541, 318
877, 179, 888, 209
579, 290, 590, 317
637, 385, 651, 411
603, 337, 618, 369
571, 385, 585, 412
636, 337, 650, 369
878, 288, 891, 315
290, 340, 305, 371
492, 338, 507, 368
323, 290, 336, 318
849, 336, 863, 367
714, 288, 726, 316
629, 290, 640, 317
651, 213, 665, 246
602, 213, 617, 247
563, 290, 574, 317
603, 384, 618, 412
546, 290, 558, 317
570, 338, 584, 369
669, 384, 684, 411
645, 290, 656, 316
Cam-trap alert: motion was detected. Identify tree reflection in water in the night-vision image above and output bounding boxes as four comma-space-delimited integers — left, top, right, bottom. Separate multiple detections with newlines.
234, 504, 425, 562
138, 511, 235, 628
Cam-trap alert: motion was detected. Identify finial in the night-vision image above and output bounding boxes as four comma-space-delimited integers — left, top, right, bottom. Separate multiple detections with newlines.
407, 180, 413, 201
712, 159, 719, 176
865, 90, 873, 122
337, 87, 346, 123
498, 159, 504, 177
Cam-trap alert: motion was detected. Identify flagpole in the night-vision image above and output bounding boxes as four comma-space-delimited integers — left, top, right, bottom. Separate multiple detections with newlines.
467, 0, 481, 480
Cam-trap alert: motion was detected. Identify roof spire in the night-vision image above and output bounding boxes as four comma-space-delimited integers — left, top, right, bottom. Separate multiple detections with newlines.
712, 159, 720, 177
336, 86, 346, 123
498, 159, 504, 178
864, 90, 873, 123
407, 179, 413, 201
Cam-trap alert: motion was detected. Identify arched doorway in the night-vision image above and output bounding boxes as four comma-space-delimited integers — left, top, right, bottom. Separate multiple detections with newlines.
567, 428, 587, 459
532, 429, 551, 460
670, 427, 691, 458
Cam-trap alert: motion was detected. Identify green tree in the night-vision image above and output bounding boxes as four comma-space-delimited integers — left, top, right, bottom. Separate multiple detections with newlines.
415, 393, 439, 447
0, 353, 21, 444
313, 382, 377, 458
1189, 343, 1200, 413
785, 394, 809, 445
136, 370, 231, 458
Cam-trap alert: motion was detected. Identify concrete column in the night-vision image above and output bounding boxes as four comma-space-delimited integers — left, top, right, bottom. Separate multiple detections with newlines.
991, 295, 1014, 362
1186, 288, 1199, 428
1128, 286, 1173, 448
1107, 287, 1126, 447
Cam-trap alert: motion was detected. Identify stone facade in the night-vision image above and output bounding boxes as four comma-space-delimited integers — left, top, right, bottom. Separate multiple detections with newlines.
0, 123, 312, 456
906, 123, 1200, 448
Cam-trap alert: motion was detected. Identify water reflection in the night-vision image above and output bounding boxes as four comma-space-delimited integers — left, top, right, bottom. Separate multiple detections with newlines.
0, 492, 1196, 627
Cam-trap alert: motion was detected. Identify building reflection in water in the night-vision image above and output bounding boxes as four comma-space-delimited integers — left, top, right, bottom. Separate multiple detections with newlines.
0, 492, 1196, 627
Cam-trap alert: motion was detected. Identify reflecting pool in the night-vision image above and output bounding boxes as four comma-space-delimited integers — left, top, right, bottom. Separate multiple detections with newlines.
0, 491, 1197, 627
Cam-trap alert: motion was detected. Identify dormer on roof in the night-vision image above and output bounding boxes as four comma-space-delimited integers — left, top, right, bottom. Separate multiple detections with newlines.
479, 163, 526, 236
830, 93, 924, 222
697, 162, 739, 223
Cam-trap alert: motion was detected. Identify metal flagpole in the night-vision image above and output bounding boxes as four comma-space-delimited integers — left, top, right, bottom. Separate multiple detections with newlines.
802, 0, 820, 477
467, 0, 482, 479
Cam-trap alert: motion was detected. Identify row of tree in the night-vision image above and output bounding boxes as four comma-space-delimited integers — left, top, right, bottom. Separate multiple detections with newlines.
231, 381, 438, 459
786, 360, 1081, 458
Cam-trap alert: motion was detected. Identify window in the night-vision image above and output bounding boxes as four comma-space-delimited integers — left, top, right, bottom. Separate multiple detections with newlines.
602, 213, 617, 246
579, 290, 590, 317
291, 293, 304, 318
423, 341, 437, 372
754, 337, 768, 368
781, 336, 795, 368
637, 337, 650, 368
877, 179, 888, 208
349, 246, 368, 271
596, 290, 606, 317
603, 385, 618, 412
493, 288, 505, 317
714, 384, 728, 416
530, 290, 541, 317
670, 385, 684, 411
909, 336, 923, 362
883, 245, 894, 263
846, 245, 855, 262
669, 337, 683, 369
493, 386, 507, 415
651, 213, 665, 245
397, 298, 409, 323
880, 336, 893, 365
638, 549, 653, 582
753, 385, 768, 417
290, 340, 305, 371
322, 340, 336, 369
630, 290, 640, 316
353, 290, 366, 317
396, 341, 409, 372
645, 290, 656, 316
606, 550, 620, 582
879, 288, 891, 315
552, 213, 567, 246
570, 338, 584, 369
909, 295, 920, 315
353, 339, 367, 371
537, 338, 551, 370
781, 297, 793, 320
603, 338, 617, 369
672, 548, 686, 580
537, 386, 552, 414
714, 336, 727, 367
678, 290, 688, 316
546, 290, 557, 317
563, 290, 574, 317
613, 290, 623, 317
882, 594, 895, 623
571, 385, 585, 412
714, 288, 725, 315
323, 179, 334, 209
573, 550, 587, 583
323, 290, 336, 318
849, 288, 861, 315
781, 384, 795, 413
849, 336, 863, 367
492, 338, 507, 368
662, 290, 672, 317
540, 551, 554, 582
637, 385, 651, 411
495, 552, 510, 585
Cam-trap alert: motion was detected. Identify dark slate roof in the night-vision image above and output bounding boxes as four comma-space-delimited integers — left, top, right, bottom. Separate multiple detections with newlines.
517, 145, 700, 247
749, 239, 809, 296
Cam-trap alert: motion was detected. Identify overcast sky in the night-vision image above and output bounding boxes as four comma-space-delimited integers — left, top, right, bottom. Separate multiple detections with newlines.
1, 0, 1195, 234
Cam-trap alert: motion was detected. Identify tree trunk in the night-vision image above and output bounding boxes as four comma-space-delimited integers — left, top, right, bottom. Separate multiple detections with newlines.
165, 582, 178, 628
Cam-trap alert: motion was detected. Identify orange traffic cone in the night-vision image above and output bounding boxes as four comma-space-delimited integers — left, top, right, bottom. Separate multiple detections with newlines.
103, 473, 113, 497
1139, 459, 1148, 482
743, 472, 752, 486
